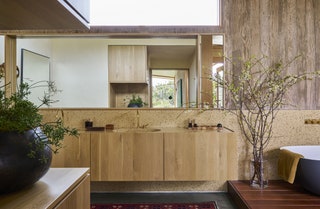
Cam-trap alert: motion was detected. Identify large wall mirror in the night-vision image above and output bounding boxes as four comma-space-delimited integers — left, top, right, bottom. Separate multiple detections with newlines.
17, 34, 224, 109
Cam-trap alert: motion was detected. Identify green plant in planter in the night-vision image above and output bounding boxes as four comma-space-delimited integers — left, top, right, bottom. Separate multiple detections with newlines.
0, 74, 79, 193
127, 94, 147, 107
0, 80, 78, 163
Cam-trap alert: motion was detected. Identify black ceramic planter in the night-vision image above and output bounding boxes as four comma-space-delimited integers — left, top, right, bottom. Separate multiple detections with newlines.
128, 103, 142, 108
0, 128, 52, 194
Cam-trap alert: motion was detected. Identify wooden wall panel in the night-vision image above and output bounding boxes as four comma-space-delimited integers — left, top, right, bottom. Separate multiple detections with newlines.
201, 35, 214, 106
4, 35, 16, 97
222, 0, 320, 109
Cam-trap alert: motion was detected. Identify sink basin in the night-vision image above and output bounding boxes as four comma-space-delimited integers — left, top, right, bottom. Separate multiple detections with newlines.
133, 128, 161, 133
113, 128, 161, 133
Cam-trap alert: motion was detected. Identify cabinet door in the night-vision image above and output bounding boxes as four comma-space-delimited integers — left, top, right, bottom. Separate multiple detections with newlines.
90, 132, 132, 181
164, 132, 237, 181
128, 132, 163, 181
164, 132, 218, 181
51, 133, 90, 168
90, 132, 163, 181
108, 45, 147, 83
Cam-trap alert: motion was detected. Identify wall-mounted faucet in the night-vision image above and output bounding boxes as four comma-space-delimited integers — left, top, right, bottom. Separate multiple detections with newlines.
136, 110, 140, 128
136, 110, 149, 129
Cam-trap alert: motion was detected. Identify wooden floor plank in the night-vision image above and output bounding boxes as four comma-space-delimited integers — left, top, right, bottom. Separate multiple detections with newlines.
228, 180, 320, 209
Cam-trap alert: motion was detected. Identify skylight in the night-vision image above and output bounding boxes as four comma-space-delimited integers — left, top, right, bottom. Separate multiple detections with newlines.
90, 0, 220, 26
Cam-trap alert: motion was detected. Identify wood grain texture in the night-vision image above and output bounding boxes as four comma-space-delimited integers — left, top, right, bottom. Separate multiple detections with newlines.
54, 173, 90, 209
223, 0, 320, 109
201, 35, 214, 106
164, 132, 237, 181
228, 180, 320, 209
0, 168, 90, 209
0, 0, 89, 30
90, 131, 236, 182
108, 46, 148, 83
90, 132, 163, 181
109, 83, 149, 108
51, 132, 91, 168
4, 36, 16, 96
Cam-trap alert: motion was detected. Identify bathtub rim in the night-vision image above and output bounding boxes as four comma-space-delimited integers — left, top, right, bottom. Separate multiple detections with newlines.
280, 145, 320, 161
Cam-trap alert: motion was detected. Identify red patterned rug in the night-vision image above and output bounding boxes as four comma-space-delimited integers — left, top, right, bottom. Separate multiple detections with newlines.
91, 202, 218, 209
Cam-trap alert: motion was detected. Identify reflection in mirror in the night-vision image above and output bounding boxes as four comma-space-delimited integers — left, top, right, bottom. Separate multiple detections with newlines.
21, 49, 50, 106
16, 34, 223, 109
0, 36, 4, 65
148, 44, 196, 108
200, 34, 224, 109
151, 69, 189, 108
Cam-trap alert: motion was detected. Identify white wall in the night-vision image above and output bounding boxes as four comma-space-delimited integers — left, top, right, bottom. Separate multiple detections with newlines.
50, 38, 108, 107
17, 39, 51, 105
17, 38, 51, 60
17, 38, 109, 108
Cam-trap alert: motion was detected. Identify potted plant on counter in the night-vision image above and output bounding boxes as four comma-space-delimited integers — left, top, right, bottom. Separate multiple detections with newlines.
0, 77, 78, 194
213, 55, 320, 188
127, 94, 147, 108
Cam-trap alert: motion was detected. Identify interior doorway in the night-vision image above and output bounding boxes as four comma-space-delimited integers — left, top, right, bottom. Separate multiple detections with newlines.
151, 69, 188, 108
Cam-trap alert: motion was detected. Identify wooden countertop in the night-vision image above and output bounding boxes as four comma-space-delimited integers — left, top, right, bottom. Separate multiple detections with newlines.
0, 167, 90, 209
81, 127, 234, 133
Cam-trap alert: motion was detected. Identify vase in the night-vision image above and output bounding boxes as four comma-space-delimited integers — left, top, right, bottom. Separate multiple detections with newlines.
250, 159, 268, 188
0, 127, 52, 194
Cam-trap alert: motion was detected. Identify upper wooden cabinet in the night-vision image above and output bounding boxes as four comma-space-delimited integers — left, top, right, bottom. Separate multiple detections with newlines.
108, 46, 148, 83
0, 0, 89, 30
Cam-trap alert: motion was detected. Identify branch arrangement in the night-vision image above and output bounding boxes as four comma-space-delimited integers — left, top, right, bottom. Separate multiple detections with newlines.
212, 55, 320, 187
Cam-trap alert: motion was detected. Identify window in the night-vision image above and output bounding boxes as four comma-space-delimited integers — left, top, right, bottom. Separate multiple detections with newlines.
90, 0, 220, 26
152, 76, 175, 108
151, 69, 189, 108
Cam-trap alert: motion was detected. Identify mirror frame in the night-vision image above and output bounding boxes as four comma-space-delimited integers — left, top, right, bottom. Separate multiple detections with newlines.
20, 48, 50, 107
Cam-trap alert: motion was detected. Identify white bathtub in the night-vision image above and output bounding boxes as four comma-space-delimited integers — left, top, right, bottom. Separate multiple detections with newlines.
281, 145, 320, 160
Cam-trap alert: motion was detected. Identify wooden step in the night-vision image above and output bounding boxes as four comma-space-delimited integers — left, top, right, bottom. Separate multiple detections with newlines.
228, 180, 320, 209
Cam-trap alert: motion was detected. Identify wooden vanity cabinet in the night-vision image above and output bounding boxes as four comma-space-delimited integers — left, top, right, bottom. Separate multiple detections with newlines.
108, 45, 148, 83
54, 170, 90, 209
52, 130, 237, 182
164, 132, 237, 181
90, 132, 163, 181
51, 132, 91, 168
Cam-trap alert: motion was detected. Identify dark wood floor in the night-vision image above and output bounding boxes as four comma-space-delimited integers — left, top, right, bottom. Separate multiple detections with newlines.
228, 180, 320, 209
